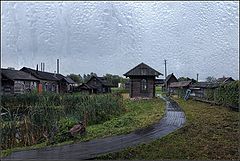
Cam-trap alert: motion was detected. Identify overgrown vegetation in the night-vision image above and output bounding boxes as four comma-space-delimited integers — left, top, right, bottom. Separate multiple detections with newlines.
111, 87, 129, 94
214, 81, 239, 108
98, 98, 239, 160
1, 93, 124, 150
1, 94, 165, 158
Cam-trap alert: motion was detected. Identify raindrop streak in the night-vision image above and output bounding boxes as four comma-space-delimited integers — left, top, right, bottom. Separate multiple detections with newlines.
1, 1, 239, 80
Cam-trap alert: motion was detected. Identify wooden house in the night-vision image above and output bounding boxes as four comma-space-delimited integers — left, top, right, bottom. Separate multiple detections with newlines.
217, 77, 235, 83
165, 73, 178, 89
169, 81, 192, 97
190, 82, 220, 99
1, 68, 39, 95
78, 76, 113, 94
124, 62, 163, 98
20, 67, 75, 93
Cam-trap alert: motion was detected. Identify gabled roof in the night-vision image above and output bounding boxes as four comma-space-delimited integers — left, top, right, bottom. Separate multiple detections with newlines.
78, 83, 98, 90
124, 62, 163, 77
61, 77, 76, 84
169, 81, 192, 88
165, 73, 178, 83
1, 68, 39, 81
21, 67, 59, 81
87, 76, 114, 87
217, 77, 235, 83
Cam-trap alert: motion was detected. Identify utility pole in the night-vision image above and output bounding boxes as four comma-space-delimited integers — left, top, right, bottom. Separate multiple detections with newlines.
164, 59, 167, 79
197, 73, 199, 82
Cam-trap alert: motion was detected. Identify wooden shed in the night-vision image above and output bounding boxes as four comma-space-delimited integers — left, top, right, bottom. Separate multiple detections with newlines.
78, 76, 113, 94
124, 62, 163, 98
165, 73, 178, 89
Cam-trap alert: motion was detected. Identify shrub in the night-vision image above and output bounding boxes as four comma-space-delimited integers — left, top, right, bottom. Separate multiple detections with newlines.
214, 81, 239, 108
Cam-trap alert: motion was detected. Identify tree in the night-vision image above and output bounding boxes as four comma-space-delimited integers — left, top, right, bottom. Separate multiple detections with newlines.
103, 74, 128, 87
206, 76, 217, 83
178, 77, 197, 83
67, 74, 83, 84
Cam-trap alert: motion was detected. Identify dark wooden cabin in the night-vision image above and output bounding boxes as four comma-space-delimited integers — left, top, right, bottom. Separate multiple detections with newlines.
165, 73, 178, 89
124, 62, 163, 98
169, 81, 192, 96
21, 67, 75, 93
78, 76, 113, 94
217, 77, 235, 83
190, 82, 220, 99
1, 68, 39, 95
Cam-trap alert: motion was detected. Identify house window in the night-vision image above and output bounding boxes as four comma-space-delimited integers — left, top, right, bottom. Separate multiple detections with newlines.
141, 79, 147, 92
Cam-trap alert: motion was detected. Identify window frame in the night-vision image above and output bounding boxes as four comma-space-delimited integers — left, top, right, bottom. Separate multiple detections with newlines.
140, 79, 148, 93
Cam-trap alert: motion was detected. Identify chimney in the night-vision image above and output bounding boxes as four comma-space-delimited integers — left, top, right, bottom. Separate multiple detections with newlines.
36, 64, 39, 73
40, 63, 42, 71
43, 63, 45, 72
57, 59, 60, 74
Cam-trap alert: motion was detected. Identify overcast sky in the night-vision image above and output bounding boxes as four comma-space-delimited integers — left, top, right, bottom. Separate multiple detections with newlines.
1, 1, 239, 80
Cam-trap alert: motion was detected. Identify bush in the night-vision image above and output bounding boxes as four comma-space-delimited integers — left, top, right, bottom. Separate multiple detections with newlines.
214, 81, 239, 108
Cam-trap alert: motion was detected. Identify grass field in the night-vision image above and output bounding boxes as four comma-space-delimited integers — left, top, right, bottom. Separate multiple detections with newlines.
98, 98, 239, 160
2, 97, 165, 157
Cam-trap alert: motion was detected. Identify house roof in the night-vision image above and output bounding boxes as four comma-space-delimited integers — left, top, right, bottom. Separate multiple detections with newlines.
165, 73, 178, 83
169, 81, 192, 88
217, 77, 235, 83
21, 67, 59, 81
1, 68, 39, 81
190, 82, 220, 89
124, 62, 163, 77
87, 76, 114, 87
62, 77, 76, 84
78, 83, 98, 90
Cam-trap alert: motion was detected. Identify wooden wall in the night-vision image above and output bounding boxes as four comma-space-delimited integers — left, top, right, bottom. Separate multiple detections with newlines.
129, 76, 155, 98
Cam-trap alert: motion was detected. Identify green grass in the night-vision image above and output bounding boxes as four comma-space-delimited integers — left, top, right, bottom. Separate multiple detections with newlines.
1, 98, 165, 158
111, 87, 129, 94
98, 98, 239, 160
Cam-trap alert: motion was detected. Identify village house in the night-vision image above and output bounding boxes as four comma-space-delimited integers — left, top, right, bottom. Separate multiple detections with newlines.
190, 82, 221, 99
124, 62, 163, 98
1, 68, 39, 95
20, 67, 75, 93
217, 76, 235, 83
164, 73, 178, 90
77, 76, 113, 94
169, 80, 192, 97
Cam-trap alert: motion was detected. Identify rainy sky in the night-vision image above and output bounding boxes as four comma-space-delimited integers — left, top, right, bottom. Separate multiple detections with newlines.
1, 1, 239, 80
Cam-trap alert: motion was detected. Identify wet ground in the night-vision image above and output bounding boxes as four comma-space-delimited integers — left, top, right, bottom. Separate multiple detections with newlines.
4, 97, 186, 160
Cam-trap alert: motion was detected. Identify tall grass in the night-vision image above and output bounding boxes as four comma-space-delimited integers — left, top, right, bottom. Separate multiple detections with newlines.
1, 93, 124, 150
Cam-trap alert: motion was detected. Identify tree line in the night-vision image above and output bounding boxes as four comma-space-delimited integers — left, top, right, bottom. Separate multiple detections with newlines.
67, 73, 128, 87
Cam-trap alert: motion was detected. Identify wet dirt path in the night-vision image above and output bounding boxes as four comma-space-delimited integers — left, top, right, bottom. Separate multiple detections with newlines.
4, 97, 186, 160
